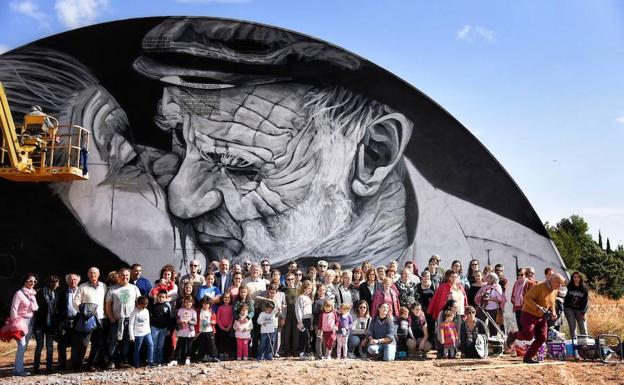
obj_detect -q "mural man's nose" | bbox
[167,154,224,220]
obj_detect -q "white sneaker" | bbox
[347,353,356,359]
[167,361,178,367]
[299,352,306,359]
[184,358,191,365]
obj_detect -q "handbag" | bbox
[495,308,504,325]
[474,333,488,358]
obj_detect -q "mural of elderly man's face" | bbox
[157,82,411,263]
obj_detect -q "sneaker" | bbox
[167,361,178,367]
[347,353,356,359]
[243,357,248,361]
[147,363,158,368]
[522,357,539,364]
[14,371,31,377]
[237,358,241,361]
[211,357,220,363]
[106,362,115,370]
[184,358,191,366]
[273,353,281,358]
[506,333,516,349]
[299,352,306,359]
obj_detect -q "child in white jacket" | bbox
[128,296,154,367]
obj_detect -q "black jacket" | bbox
[150,301,173,329]
[358,281,381,308]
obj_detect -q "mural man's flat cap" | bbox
[133,17,362,89]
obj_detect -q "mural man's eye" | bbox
[199,150,260,177]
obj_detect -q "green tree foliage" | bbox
[546,215,624,299]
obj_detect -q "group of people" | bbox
[7,255,589,376]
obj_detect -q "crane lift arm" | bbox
[0,82,31,172]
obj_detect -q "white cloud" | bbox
[10,1,48,24]
[456,24,496,43]
[0,45,10,55]
[615,116,624,124]
[54,0,108,29]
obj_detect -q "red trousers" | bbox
[511,311,547,359]
[236,338,249,359]
[322,331,336,351]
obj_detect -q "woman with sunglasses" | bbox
[347,300,371,358]
[511,268,527,332]
[358,268,380,309]
[460,306,489,358]
[11,273,39,376]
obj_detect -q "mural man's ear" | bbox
[351,112,413,197]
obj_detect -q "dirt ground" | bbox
[1,342,623,385]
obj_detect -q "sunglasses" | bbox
[190,264,198,267]
[287,278,295,281]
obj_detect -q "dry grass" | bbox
[586,291,624,338]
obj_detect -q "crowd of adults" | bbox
[6,255,588,376]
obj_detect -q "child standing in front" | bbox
[173,296,197,365]
[396,307,413,359]
[256,302,277,360]
[233,304,253,360]
[149,290,172,366]
[197,297,220,363]
[129,295,154,368]
[438,309,458,359]
[216,291,234,360]
[317,300,338,359]
[336,303,354,359]
[295,280,314,359]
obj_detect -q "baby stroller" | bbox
[574,334,623,363]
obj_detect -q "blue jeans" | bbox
[14,318,33,374]
[258,332,276,360]
[150,327,167,364]
[133,334,154,367]
[108,319,130,364]
[348,334,367,356]
[367,342,396,361]
[33,327,54,371]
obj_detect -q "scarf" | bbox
[22,287,39,313]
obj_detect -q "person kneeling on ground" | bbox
[367,303,397,361]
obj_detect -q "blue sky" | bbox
[1,0,623,246]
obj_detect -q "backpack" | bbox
[75,303,100,333]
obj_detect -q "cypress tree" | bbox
[598,231,603,249]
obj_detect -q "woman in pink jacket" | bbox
[11,273,39,376]
[371,278,400,318]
